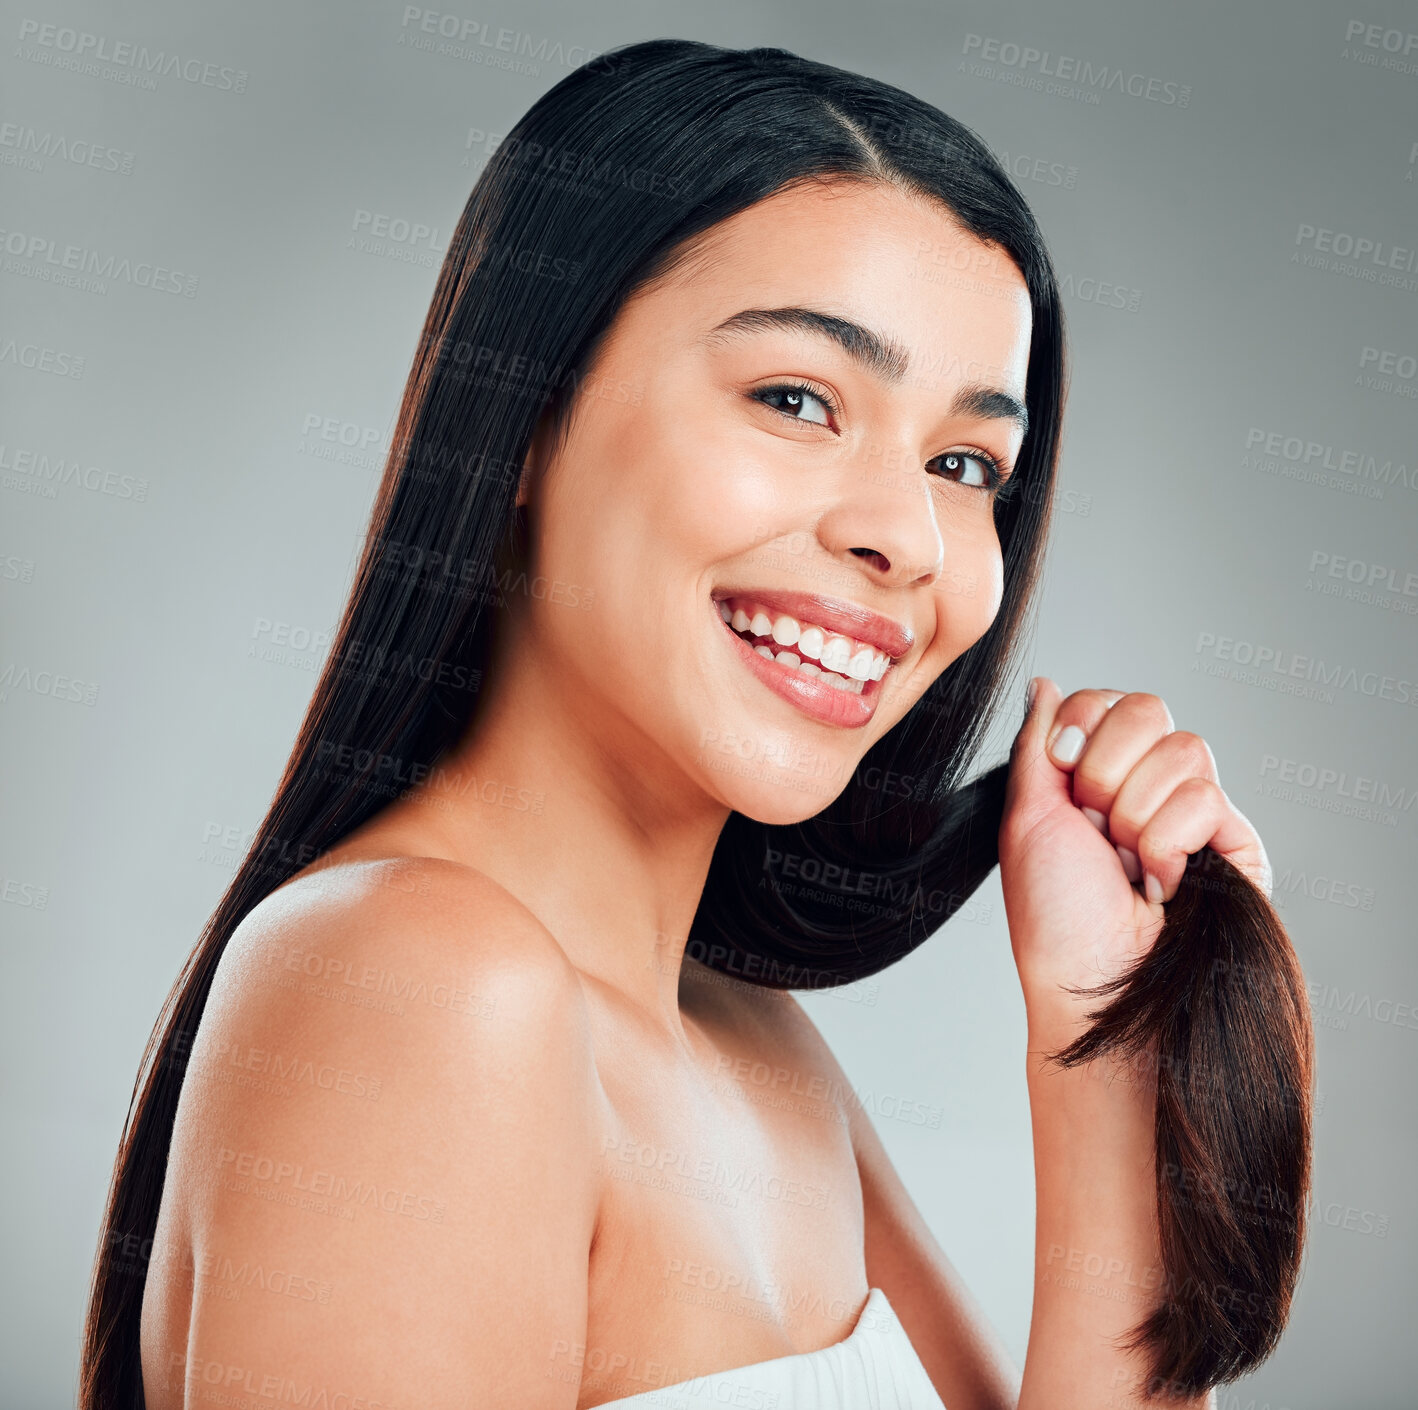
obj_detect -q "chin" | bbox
[695,748,856,828]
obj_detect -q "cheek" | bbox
[533,401,779,660]
[542,404,696,579]
[667,414,785,563]
[935,519,1004,654]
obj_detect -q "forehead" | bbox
[646,179,1032,395]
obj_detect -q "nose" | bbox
[814,454,946,589]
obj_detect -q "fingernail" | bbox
[1081,806,1107,835]
[1049,724,1085,765]
[1116,846,1141,883]
[1144,872,1165,905]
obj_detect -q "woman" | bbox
[83,38,1311,1410]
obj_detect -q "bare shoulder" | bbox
[183,851,608,1218]
[226,852,588,1015]
[147,856,604,1409]
[189,854,605,1125]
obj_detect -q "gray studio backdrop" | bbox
[3,0,1416,1405]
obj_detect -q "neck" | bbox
[393,617,732,1042]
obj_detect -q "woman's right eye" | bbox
[750,382,836,428]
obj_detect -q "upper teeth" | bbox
[716,597,892,684]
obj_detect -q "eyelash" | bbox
[749,380,1016,496]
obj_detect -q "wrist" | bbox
[1024,1028,1158,1135]
[1021,984,1107,1055]
[1023,991,1157,1097]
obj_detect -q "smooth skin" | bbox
[140,177,1267,1410]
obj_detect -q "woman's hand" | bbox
[999,675,1271,1045]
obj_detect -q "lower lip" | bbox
[714,602,886,729]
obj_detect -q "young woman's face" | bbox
[515,177,1033,824]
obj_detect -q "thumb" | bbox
[1003,675,1073,830]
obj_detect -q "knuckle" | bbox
[1136,826,1183,873]
[1108,805,1145,848]
[1063,687,1120,720]
[1122,691,1173,731]
[1070,755,1112,798]
[1172,772,1220,807]
[1168,731,1216,776]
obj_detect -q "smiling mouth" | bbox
[709,592,907,737]
[714,595,894,696]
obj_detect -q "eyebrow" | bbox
[700,305,1029,437]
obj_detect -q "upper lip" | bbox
[711,587,915,662]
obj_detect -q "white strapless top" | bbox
[591,1286,947,1408]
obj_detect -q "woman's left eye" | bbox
[751,383,836,427]
[930,451,1007,492]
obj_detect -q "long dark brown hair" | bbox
[81,37,1312,1405]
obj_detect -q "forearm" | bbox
[1016,1015,1214,1410]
